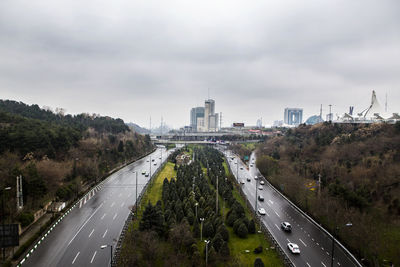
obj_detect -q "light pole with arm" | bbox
[205,240,210,267]
[331,222,352,267]
[200,218,204,241]
[1,186,11,262]
[101,244,113,267]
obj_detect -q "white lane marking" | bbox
[88,229,94,238]
[269,200,273,204]
[265,211,270,217]
[110,202,115,207]
[306,263,311,267]
[101,213,106,220]
[316,242,319,246]
[90,251,97,264]
[121,202,125,207]
[321,262,327,267]
[274,211,280,218]
[267,203,271,207]
[287,238,291,243]
[72,251,80,264]
[102,229,108,238]
[321,247,324,251]
[299,238,307,247]
[275,224,280,230]
[326,252,329,255]
[337,262,341,266]
[113,213,117,220]
[68,203,104,246]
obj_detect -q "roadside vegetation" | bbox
[256,122,400,266]
[118,146,282,267]
[0,100,154,229]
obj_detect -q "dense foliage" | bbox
[0,99,154,227]
[257,122,400,266]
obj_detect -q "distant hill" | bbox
[126,122,150,134]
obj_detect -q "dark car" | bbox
[258,195,264,201]
[281,222,292,232]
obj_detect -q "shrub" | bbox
[254,257,265,267]
[237,223,248,238]
[254,245,263,254]
[248,219,256,234]
[18,212,34,227]
[217,225,229,241]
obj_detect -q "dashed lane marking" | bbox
[299,238,307,247]
[88,229,94,238]
[90,251,97,264]
[102,229,108,238]
[72,251,80,264]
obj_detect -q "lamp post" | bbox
[1,186,11,262]
[195,203,198,221]
[204,240,210,267]
[331,222,352,267]
[101,244,113,267]
[200,218,204,241]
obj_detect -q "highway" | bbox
[20,146,173,267]
[223,149,359,267]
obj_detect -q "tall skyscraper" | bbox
[190,107,205,129]
[284,108,303,125]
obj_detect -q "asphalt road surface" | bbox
[21,146,173,267]
[223,149,359,267]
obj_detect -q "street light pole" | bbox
[101,244,113,267]
[1,187,11,262]
[195,203,198,221]
[205,240,210,267]
[200,218,204,241]
[331,222,352,267]
[255,177,258,215]
[216,175,218,215]
[135,171,138,216]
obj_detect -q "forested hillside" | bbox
[0,100,154,228]
[256,122,400,266]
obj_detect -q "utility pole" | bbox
[329,104,332,122]
[135,172,138,215]
[255,178,258,215]
[216,175,219,214]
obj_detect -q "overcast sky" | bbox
[1,0,399,128]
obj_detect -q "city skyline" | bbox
[1,0,399,128]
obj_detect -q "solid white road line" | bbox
[72,251,80,264]
[113,213,117,220]
[90,251,97,264]
[68,203,104,246]
[88,229,94,238]
[299,238,307,247]
[102,229,108,238]
[101,213,106,220]
[306,262,311,267]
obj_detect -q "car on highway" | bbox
[145,173,149,177]
[153,162,157,166]
[250,164,253,167]
[258,208,266,215]
[260,180,265,185]
[281,222,292,232]
[258,195,264,201]
[258,185,263,190]
[254,175,258,179]
[247,177,251,182]
[240,167,243,170]
[287,243,300,254]
[240,179,245,184]
[141,170,146,175]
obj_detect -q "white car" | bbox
[240,179,245,184]
[258,185,263,190]
[260,180,265,185]
[287,243,300,254]
[141,170,146,175]
[153,162,157,166]
[258,208,266,215]
[254,176,258,180]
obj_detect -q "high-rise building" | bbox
[190,107,205,129]
[284,108,303,125]
[190,99,219,132]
